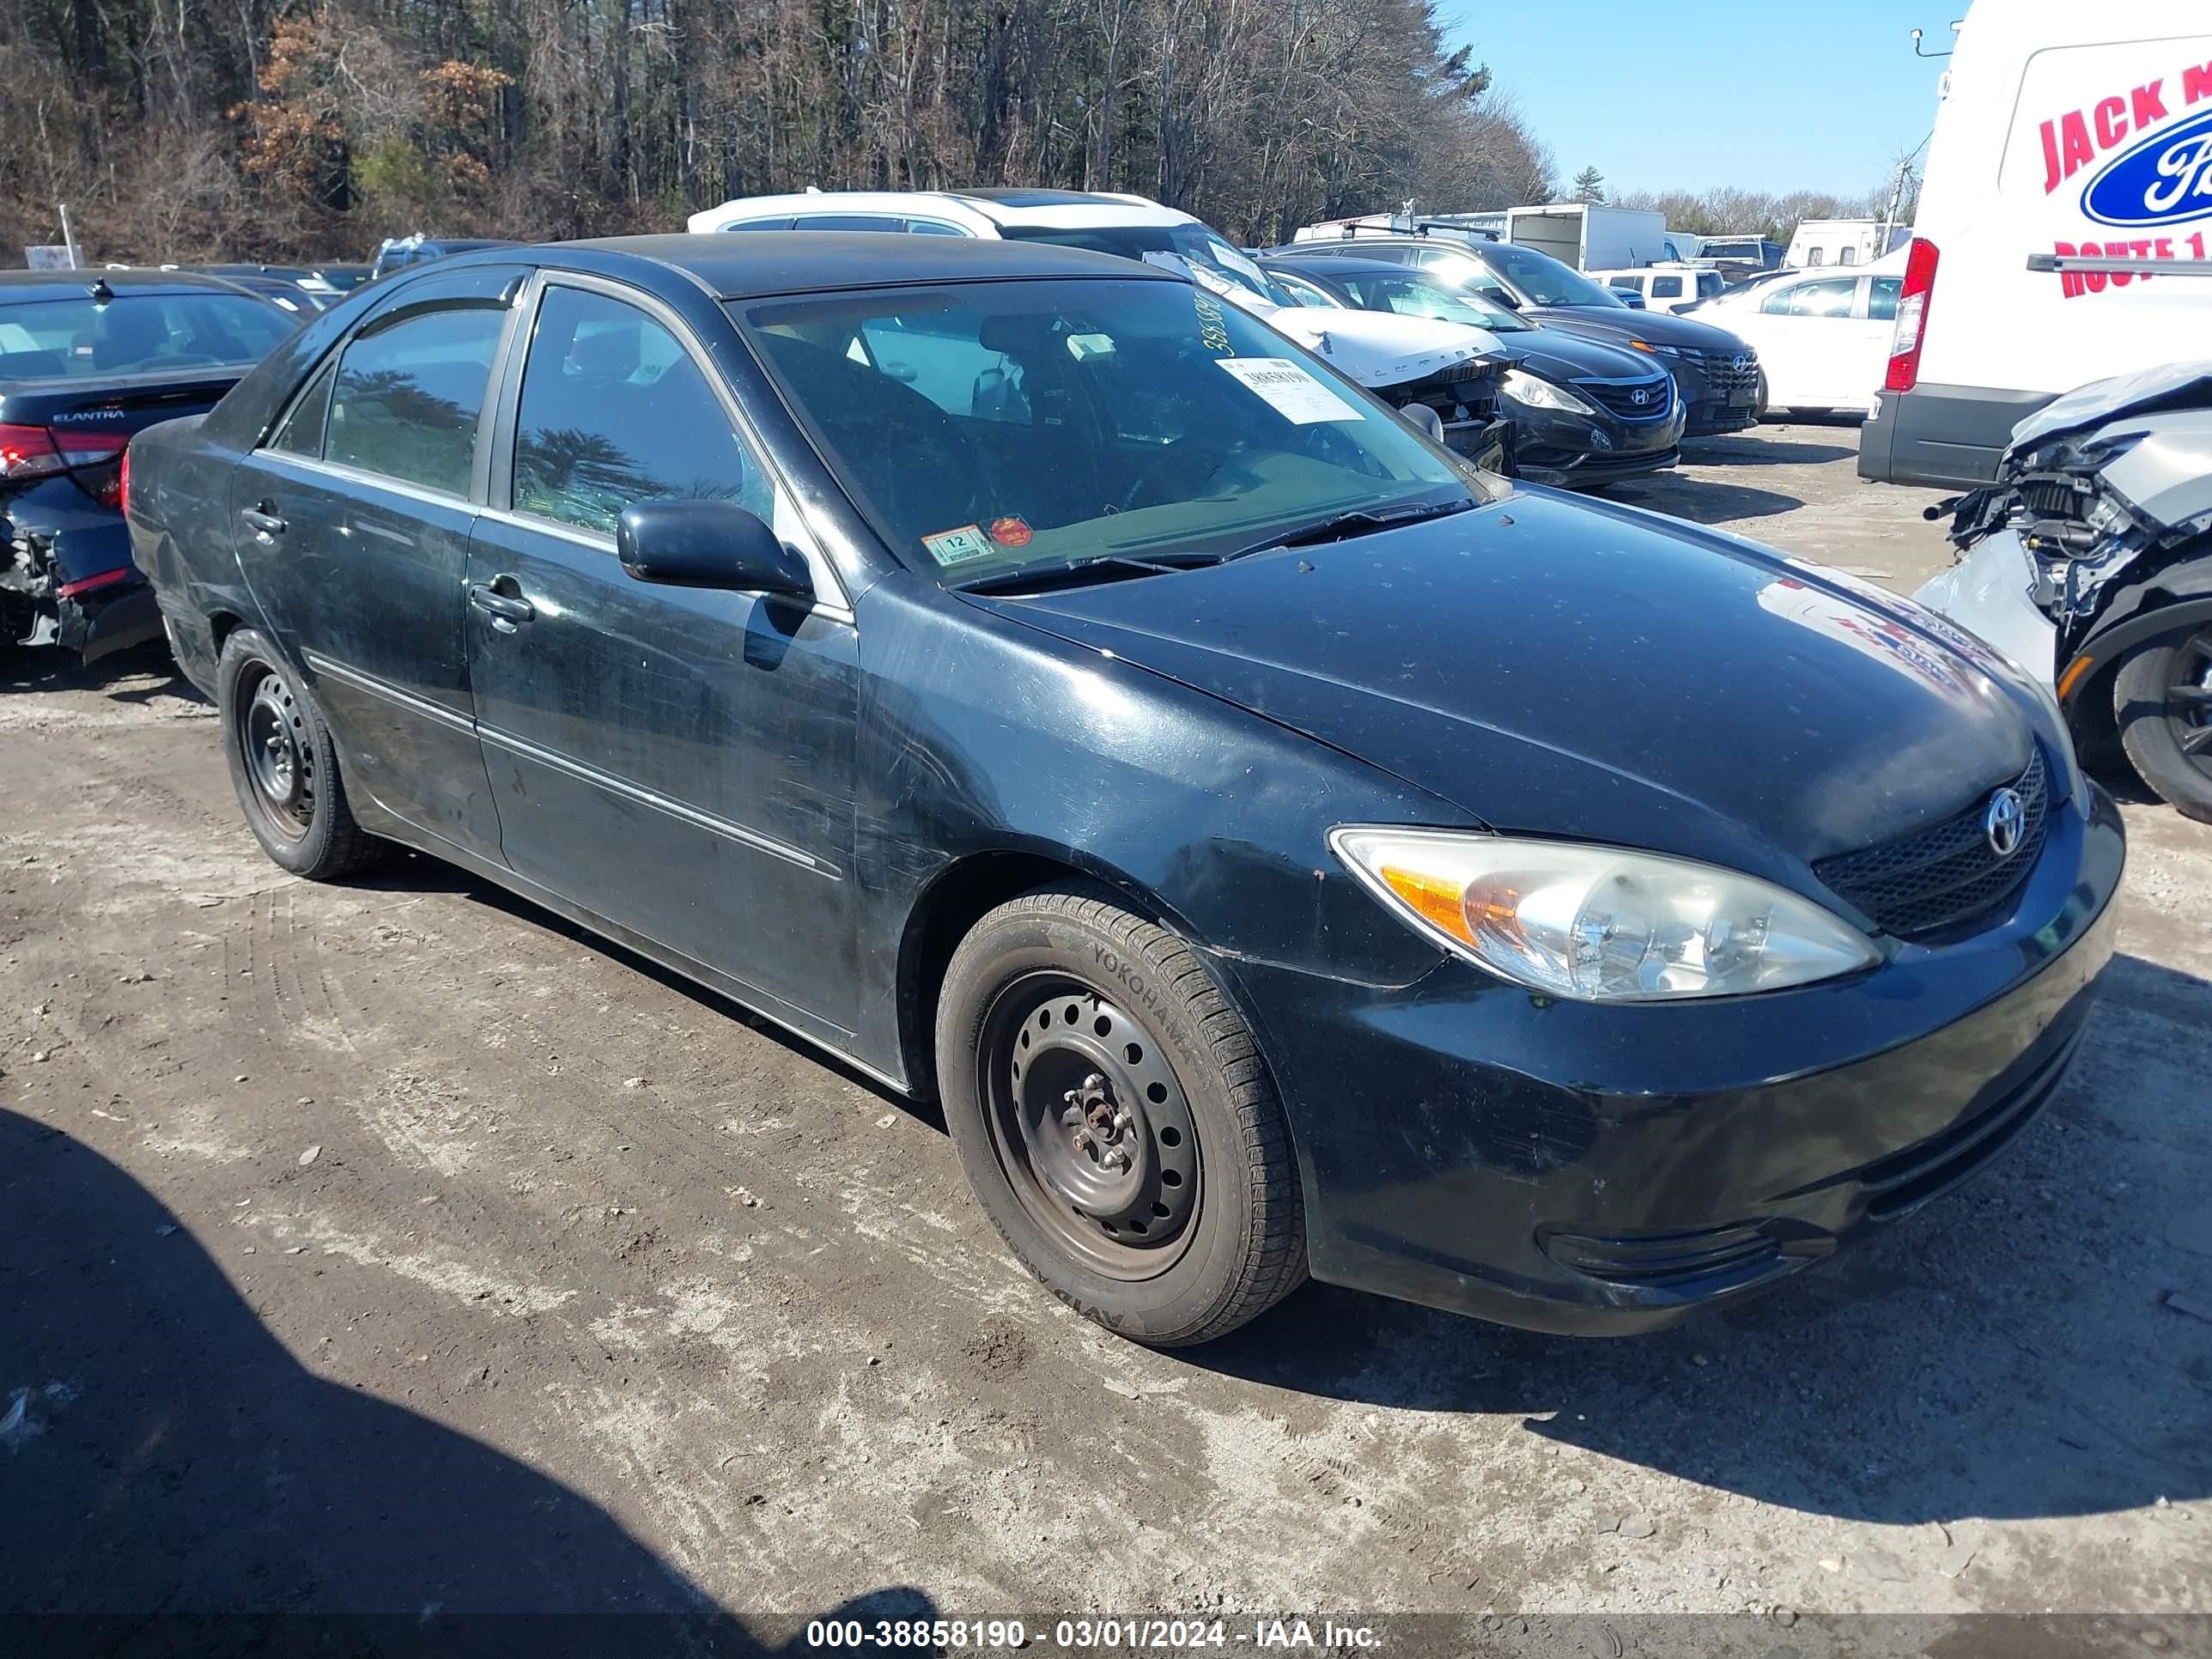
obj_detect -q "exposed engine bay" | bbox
[1932,365,2212,662]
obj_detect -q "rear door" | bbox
[228,264,525,865]
[464,274,860,1030]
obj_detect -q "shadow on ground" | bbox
[0,1109,934,1649]
[1601,474,1806,522]
[1680,431,1860,467]
[0,639,193,701]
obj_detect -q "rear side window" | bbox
[1651,275,1684,299]
[326,305,506,495]
[511,285,772,535]
[904,220,966,236]
[797,214,907,232]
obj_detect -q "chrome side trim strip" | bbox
[303,652,477,735]
[477,722,839,880]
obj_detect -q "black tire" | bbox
[216,628,386,878]
[1753,369,1771,424]
[2115,629,2212,823]
[935,884,1306,1346]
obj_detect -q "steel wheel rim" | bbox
[240,666,314,837]
[978,971,1201,1282]
[2166,629,2212,772]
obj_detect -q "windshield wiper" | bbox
[1221,498,1477,563]
[949,552,1217,597]
[950,498,1476,596]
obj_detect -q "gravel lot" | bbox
[3,425,2208,1644]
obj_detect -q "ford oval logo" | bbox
[2081,107,2212,228]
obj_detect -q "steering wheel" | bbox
[879,402,1002,530]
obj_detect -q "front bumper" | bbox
[1510,401,1683,488]
[1228,783,2124,1335]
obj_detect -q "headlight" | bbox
[1629,341,1683,359]
[1329,828,1881,1002]
[1501,369,1597,416]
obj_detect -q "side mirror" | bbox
[1486,288,1522,311]
[616,499,811,597]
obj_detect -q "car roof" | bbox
[544,230,1181,299]
[0,268,283,302]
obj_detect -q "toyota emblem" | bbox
[1984,787,2027,859]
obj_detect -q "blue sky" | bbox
[1436,0,1953,198]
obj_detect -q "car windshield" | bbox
[1453,245,1626,308]
[0,292,295,379]
[1325,270,1531,333]
[998,223,1281,305]
[738,277,1479,586]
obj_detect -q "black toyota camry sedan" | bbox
[127,235,2121,1346]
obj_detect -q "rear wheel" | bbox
[935,884,1306,1346]
[2114,627,2212,823]
[217,628,386,878]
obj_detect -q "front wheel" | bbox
[2114,627,2212,823]
[935,884,1306,1346]
[217,628,386,878]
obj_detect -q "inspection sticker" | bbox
[1215,356,1364,424]
[921,524,995,566]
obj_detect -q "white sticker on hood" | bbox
[1215,356,1364,424]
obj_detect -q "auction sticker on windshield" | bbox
[1216,357,1364,424]
[922,524,996,565]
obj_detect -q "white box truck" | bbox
[1503,205,1677,270]
[1860,0,2212,488]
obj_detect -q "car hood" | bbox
[1526,303,1755,356]
[1492,326,1657,385]
[969,489,2037,886]
[2007,360,2212,452]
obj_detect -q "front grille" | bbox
[1814,748,2051,939]
[1685,348,1759,400]
[1576,375,1674,421]
[1386,362,1505,424]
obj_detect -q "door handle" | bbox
[240,506,286,537]
[467,581,537,633]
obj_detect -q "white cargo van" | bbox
[1861,0,2212,488]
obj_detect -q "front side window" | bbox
[1459,245,1625,307]
[1698,272,1725,300]
[326,304,507,495]
[512,285,771,535]
[739,277,1478,587]
[1651,275,1685,300]
[1868,276,1902,322]
[1771,276,1859,319]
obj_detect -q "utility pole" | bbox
[57,203,82,269]
[1877,159,1914,256]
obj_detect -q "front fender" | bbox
[2060,552,2212,708]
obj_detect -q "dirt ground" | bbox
[3,424,2209,1645]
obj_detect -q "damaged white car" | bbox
[1917,362,2212,821]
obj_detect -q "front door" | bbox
[463,276,860,1032]
[229,266,524,865]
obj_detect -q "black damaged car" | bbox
[127,235,2120,1346]
[2,270,299,664]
